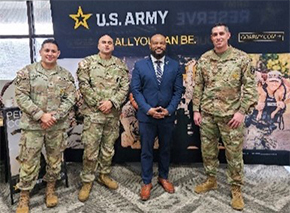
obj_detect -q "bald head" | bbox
[150,34,166,43]
[98,34,114,59]
[98,34,113,44]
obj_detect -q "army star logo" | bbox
[69,6,92,30]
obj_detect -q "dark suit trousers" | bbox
[139,121,174,184]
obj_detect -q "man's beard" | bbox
[151,49,165,59]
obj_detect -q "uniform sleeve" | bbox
[76,59,100,107]
[109,62,130,110]
[54,72,77,121]
[192,59,204,112]
[238,57,258,114]
[14,67,44,121]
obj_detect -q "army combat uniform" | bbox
[77,54,129,183]
[15,62,76,190]
[192,46,257,186]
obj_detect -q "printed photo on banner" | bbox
[244,53,290,151]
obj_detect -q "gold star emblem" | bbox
[69,6,92,30]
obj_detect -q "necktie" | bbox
[155,60,162,85]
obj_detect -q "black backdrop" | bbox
[50,0,290,165]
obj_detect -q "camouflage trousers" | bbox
[80,116,119,183]
[16,129,67,191]
[200,112,244,186]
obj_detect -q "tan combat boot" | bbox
[97,174,118,190]
[16,190,30,213]
[194,176,218,194]
[78,182,93,202]
[45,181,58,208]
[231,185,244,210]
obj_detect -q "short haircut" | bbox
[150,33,166,44]
[98,34,114,43]
[41,39,59,50]
[212,23,230,33]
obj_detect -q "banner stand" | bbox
[3,107,69,204]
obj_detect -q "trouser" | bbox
[200,112,244,186]
[16,129,66,191]
[80,116,119,182]
[139,121,174,184]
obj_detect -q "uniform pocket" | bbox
[16,133,27,163]
[83,116,91,130]
[61,132,68,151]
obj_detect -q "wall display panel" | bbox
[50,0,290,165]
[2,107,68,204]
[51,0,290,58]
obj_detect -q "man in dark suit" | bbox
[131,34,183,201]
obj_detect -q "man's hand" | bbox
[159,107,169,117]
[98,100,113,114]
[228,112,245,129]
[40,112,56,129]
[194,111,202,126]
[41,122,51,130]
[147,107,164,119]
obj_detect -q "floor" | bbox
[0,162,289,213]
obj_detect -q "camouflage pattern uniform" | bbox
[192,46,257,186]
[77,54,129,182]
[15,62,76,191]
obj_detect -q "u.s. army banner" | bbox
[50,0,290,165]
[51,0,289,58]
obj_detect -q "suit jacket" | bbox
[131,56,183,123]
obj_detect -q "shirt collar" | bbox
[97,53,115,66]
[210,46,233,61]
[37,61,59,75]
[150,55,165,64]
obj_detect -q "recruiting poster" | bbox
[244,54,290,151]
[3,107,22,177]
[50,0,290,164]
[3,107,68,204]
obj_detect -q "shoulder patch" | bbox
[78,60,87,68]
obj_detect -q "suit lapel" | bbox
[163,57,170,76]
[160,57,170,86]
[146,57,159,86]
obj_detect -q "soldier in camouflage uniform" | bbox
[77,35,129,202]
[192,23,257,211]
[15,39,76,213]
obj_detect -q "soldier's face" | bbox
[98,35,114,55]
[39,43,60,66]
[150,34,166,59]
[211,26,231,51]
